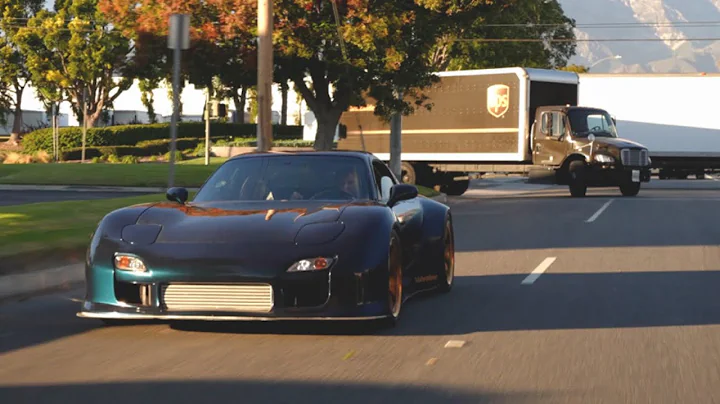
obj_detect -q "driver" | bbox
[289,166,360,200]
[337,167,360,198]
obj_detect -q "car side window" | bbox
[372,160,395,202]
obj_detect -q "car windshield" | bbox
[193,155,373,202]
[568,109,618,138]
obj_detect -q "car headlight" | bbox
[287,257,335,272]
[594,154,615,163]
[114,254,147,272]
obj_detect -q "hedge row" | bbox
[60,137,204,161]
[59,138,315,160]
[23,122,304,154]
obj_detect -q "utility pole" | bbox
[167,14,190,188]
[51,103,58,162]
[204,90,210,165]
[81,87,88,163]
[389,90,403,180]
[256,0,273,151]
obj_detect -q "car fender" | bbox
[335,204,397,271]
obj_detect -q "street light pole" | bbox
[591,55,622,68]
[256,0,273,152]
[167,14,190,189]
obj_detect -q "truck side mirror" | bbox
[612,117,617,126]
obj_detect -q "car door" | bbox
[372,160,425,269]
[533,110,569,167]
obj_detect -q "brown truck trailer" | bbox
[337,67,652,197]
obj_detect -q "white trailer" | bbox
[578,73,720,178]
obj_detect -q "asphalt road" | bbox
[0,190,156,206]
[2,181,720,403]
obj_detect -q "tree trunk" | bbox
[8,87,24,145]
[232,87,247,124]
[314,110,341,151]
[85,109,102,128]
[280,81,289,126]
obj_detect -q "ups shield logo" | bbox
[487,84,510,118]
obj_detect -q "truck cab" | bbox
[532,106,652,197]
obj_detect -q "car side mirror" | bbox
[612,117,617,126]
[387,184,418,207]
[166,187,189,204]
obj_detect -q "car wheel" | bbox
[437,217,454,293]
[384,230,403,327]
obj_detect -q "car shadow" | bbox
[168,271,720,337]
[0,379,567,404]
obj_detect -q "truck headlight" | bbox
[594,154,615,163]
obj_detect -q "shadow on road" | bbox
[167,271,720,337]
[0,379,562,404]
[4,270,720,351]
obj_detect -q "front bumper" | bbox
[77,303,388,322]
[78,261,392,322]
[586,165,651,186]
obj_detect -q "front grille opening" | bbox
[621,149,649,167]
[282,277,330,308]
[115,281,152,306]
[161,284,274,312]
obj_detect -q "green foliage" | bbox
[435,0,577,71]
[120,155,138,164]
[106,154,120,163]
[163,150,184,162]
[0,0,44,132]
[22,122,304,154]
[559,64,590,73]
[13,0,135,128]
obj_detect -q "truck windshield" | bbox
[567,109,618,138]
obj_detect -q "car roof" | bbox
[227,149,378,163]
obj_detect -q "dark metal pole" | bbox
[168,39,181,188]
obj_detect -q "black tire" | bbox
[441,178,470,196]
[401,162,416,184]
[382,230,403,327]
[619,181,641,197]
[437,217,455,294]
[568,160,587,197]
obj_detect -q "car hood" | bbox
[575,137,647,150]
[132,200,369,245]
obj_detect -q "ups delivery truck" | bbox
[337,67,652,197]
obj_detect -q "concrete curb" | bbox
[0,264,84,302]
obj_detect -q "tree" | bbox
[14,0,135,128]
[560,64,590,73]
[432,0,577,71]
[99,0,257,124]
[0,0,43,144]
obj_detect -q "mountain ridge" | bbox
[559,0,720,73]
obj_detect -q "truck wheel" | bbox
[568,160,587,197]
[619,182,641,197]
[442,179,470,196]
[401,162,416,184]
